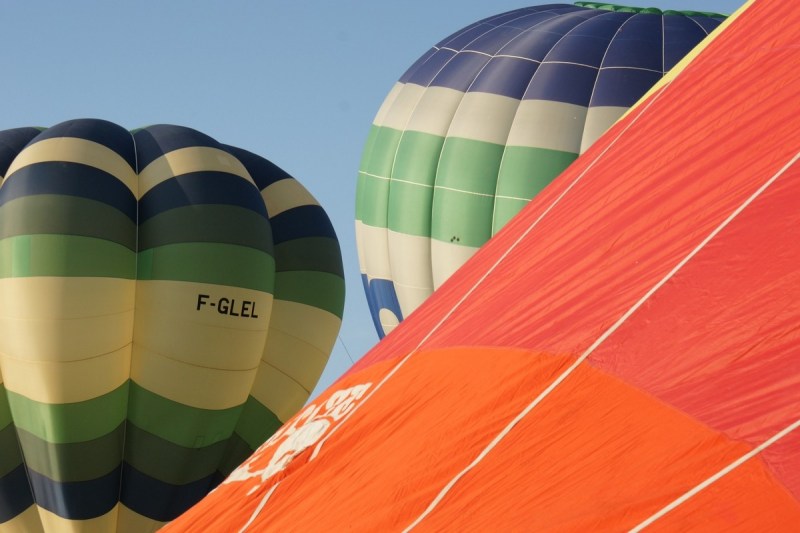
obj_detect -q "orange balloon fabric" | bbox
[165,0,800,530]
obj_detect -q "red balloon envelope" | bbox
[165,1,800,530]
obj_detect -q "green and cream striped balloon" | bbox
[0,119,344,533]
[356,3,725,338]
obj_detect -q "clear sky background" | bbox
[0,0,745,400]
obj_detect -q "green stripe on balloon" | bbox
[127,381,241,449]
[0,236,135,278]
[136,243,274,292]
[15,425,123,482]
[124,423,229,485]
[5,382,128,443]
[0,195,136,250]
[0,423,22,478]
[273,237,344,276]
[139,205,273,253]
[232,396,283,451]
[274,271,346,318]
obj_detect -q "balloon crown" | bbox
[574,2,727,18]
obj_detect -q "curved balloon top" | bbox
[355,3,725,337]
[0,119,344,532]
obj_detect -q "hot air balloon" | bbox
[0,119,344,532]
[164,0,800,530]
[356,3,726,337]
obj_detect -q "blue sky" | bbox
[0,0,745,399]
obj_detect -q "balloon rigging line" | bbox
[631,416,800,531]
[338,334,355,365]
[405,147,800,531]
[628,150,800,530]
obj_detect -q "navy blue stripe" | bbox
[224,145,293,191]
[120,463,219,522]
[133,124,222,170]
[495,11,603,62]
[30,119,136,170]
[602,15,663,71]
[546,13,633,66]
[398,47,439,84]
[405,48,457,87]
[469,56,538,99]
[437,22,495,52]
[688,15,725,33]
[663,16,718,71]
[270,205,337,245]
[430,52,490,92]
[27,465,119,520]
[138,172,268,224]
[0,128,40,176]
[590,68,662,107]
[0,464,34,523]
[524,62,599,106]
[463,25,526,56]
[0,162,137,222]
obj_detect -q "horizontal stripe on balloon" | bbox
[4,382,128,444]
[230,396,283,451]
[224,145,292,190]
[29,119,136,171]
[136,243,274,292]
[274,271,345,317]
[127,381,242,449]
[261,179,321,218]
[273,237,344,276]
[133,125,222,170]
[216,432,253,479]
[0,385,11,430]
[0,422,21,478]
[138,204,273,253]
[120,462,220,522]
[0,162,136,221]
[0,235,135,279]
[28,463,120,520]
[124,423,229,486]
[0,127,42,176]
[269,205,338,244]
[16,424,123,483]
[0,195,137,250]
[0,463,34,523]
[138,172,267,223]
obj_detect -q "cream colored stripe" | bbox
[388,230,434,319]
[0,505,43,533]
[131,345,257,410]
[506,99,588,153]
[263,300,340,390]
[579,106,628,154]
[38,504,117,533]
[0,346,130,404]
[133,280,272,370]
[4,137,137,196]
[249,361,312,423]
[430,239,479,290]
[261,178,320,218]
[379,83,426,131]
[116,505,166,533]
[361,223,392,280]
[405,86,465,137]
[137,146,255,198]
[447,92,519,145]
[373,82,404,127]
[0,278,135,363]
[355,220,368,275]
